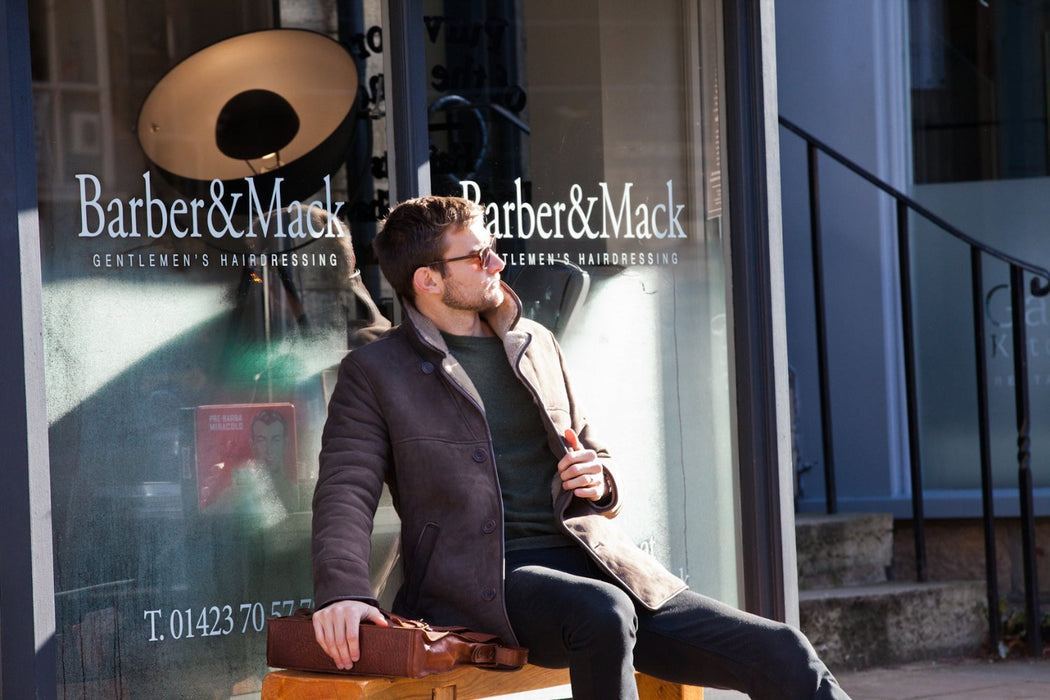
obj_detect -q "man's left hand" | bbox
[557,446,607,501]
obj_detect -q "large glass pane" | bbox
[33,1,390,695]
[419,0,737,600]
[32,0,734,695]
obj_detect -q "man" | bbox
[311,196,850,699]
[248,408,298,513]
[250,408,288,473]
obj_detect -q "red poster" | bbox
[187,403,298,512]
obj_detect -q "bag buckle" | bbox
[470,644,497,665]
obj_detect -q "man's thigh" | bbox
[503,547,637,668]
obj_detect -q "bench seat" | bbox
[262,665,704,699]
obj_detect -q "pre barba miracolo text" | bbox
[75,174,688,241]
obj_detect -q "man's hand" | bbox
[558,430,607,501]
[311,600,388,670]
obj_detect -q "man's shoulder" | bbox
[344,324,412,365]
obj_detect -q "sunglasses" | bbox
[423,239,497,269]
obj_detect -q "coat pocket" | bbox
[404,521,440,610]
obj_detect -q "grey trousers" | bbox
[504,547,851,700]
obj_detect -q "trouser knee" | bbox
[567,588,638,654]
[760,625,831,697]
[774,625,822,666]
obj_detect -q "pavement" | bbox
[704,656,1050,700]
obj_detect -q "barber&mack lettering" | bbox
[74,173,687,243]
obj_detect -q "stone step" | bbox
[799,580,987,671]
[795,513,893,589]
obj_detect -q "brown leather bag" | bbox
[266,609,529,678]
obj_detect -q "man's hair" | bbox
[252,409,287,433]
[373,196,484,300]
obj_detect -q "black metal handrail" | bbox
[780,115,1049,655]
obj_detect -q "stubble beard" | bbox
[441,278,504,312]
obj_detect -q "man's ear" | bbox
[412,266,443,297]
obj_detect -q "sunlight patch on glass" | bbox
[42,279,228,424]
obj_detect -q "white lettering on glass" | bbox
[142,597,312,642]
[460,178,688,240]
[76,173,348,240]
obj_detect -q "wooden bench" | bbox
[262,665,704,699]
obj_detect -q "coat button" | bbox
[481,587,497,601]
[482,519,496,534]
[472,448,487,462]
[421,361,435,374]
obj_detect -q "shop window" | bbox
[30,0,733,695]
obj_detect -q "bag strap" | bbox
[387,611,529,669]
[408,619,529,669]
[468,641,529,668]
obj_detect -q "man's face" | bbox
[251,419,287,470]
[438,219,505,312]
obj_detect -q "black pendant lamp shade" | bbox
[137,29,358,213]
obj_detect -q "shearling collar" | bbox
[400,281,524,355]
[398,282,528,412]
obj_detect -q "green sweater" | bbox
[442,333,573,551]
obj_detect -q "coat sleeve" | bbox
[311,350,391,610]
[549,330,622,519]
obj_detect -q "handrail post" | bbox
[807,142,838,514]
[896,200,927,582]
[971,248,1000,646]
[1010,265,1042,656]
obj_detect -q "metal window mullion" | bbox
[383,0,431,203]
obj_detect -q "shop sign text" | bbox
[461,178,687,241]
[75,172,348,240]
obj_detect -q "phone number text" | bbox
[143,598,313,642]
